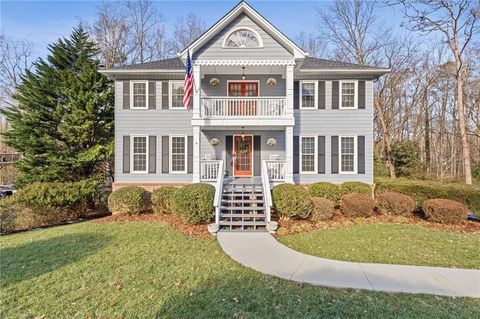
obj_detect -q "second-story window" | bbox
[300,81,317,109]
[340,81,357,109]
[169,81,184,108]
[131,81,148,109]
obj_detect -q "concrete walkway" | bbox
[217,232,480,297]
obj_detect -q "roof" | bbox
[300,57,388,71]
[107,57,184,71]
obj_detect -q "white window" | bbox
[170,135,187,173]
[131,135,148,173]
[340,135,357,174]
[300,136,317,173]
[169,81,184,109]
[130,81,148,109]
[223,28,263,48]
[300,81,317,109]
[340,81,357,109]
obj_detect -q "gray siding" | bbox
[114,80,193,183]
[201,75,285,96]
[194,13,293,60]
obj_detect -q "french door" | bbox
[233,135,253,176]
[228,82,259,116]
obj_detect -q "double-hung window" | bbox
[170,135,187,173]
[300,81,317,109]
[131,135,148,173]
[169,81,184,109]
[340,135,357,173]
[131,81,148,109]
[340,81,357,109]
[300,136,317,173]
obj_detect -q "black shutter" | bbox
[293,136,299,174]
[226,136,233,176]
[318,136,326,174]
[254,135,261,176]
[293,81,299,109]
[187,136,193,174]
[358,135,365,174]
[331,136,339,174]
[162,82,169,109]
[318,81,326,109]
[358,80,366,109]
[332,81,339,109]
[148,136,156,173]
[123,81,130,109]
[162,136,169,173]
[123,136,130,173]
[148,81,156,109]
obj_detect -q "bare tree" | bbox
[294,31,325,57]
[0,34,32,107]
[395,0,479,184]
[170,13,206,53]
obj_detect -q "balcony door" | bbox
[233,135,253,176]
[228,82,258,116]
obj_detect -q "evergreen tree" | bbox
[1,25,114,186]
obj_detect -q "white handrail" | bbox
[265,160,286,181]
[202,96,286,118]
[213,161,224,224]
[261,161,273,222]
[200,160,221,182]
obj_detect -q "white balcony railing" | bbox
[265,160,286,182]
[200,160,222,182]
[201,97,286,118]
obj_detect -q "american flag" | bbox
[183,50,194,109]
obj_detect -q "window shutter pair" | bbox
[331,135,365,174]
[122,81,157,109]
[332,80,366,109]
[294,81,326,109]
[293,135,326,174]
[122,136,156,173]
[161,136,193,174]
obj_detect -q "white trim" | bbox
[222,26,264,48]
[339,80,358,110]
[299,135,317,174]
[169,134,188,174]
[232,134,254,177]
[299,80,318,109]
[130,134,149,174]
[130,80,149,110]
[168,80,185,109]
[226,80,261,96]
[193,59,296,66]
[339,135,358,174]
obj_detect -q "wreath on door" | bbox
[238,140,251,154]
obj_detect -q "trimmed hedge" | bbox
[340,182,372,197]
[272,184,313,220]
[152,187,178,214]
[375,177,480,213]
[310,181,372,205]
[340,193,375,217]
[311,197,335,221]
[108,186,149,215]
[173,183,214,224]
[422,199,467,224]
[376,192,415,216]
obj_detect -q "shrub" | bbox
[340,182,372,197]
[311,197,335,221]
[152,187,178,214]
[173,183,214,224]
[376,192,415,216]
[310,182,341,204]
[272,184,313,220]
[0,197,17,234]
[422,199,467,224]
[340,193,375,217]
[375,177,480,214]
[108,186,149,215]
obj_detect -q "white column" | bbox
[285,64,294,116]
[192,125,201,182]
[285,126,294,183]
[193,64,201,119]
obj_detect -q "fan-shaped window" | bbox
[224,28,262,48]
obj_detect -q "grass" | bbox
[1,221,479,318]
[279,223,480,269]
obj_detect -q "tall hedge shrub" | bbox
[173,183,214,224]
[108,186,149,215]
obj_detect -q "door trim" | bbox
[233,134,254,177]
[227,80,260,96]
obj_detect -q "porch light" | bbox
[241,67,246,80]
[241,126,245,139]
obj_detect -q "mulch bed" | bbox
[94,213,211,238]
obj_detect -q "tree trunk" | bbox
[375,98,396,178]
[423,92,430,172]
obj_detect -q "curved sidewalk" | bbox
[217,232,480,297]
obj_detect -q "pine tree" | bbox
[1,25,114,186]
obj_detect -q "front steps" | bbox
[219,183,267,231]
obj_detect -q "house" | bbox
[100,1,389,231]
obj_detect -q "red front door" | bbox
[228,82,258,116]
[233,135,253,176]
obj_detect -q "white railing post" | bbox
[261,161,272,223]
[213,161,224,224]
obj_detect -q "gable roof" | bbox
[105,58,184,72]
[180,1,308,59]
[299,57,390,74]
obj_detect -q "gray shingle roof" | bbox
[300,57,387,71]
[109,57,184,70]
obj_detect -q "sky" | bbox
[1,0,406,62]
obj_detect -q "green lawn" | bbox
[1,222,479,318]
[280,224,480,269]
